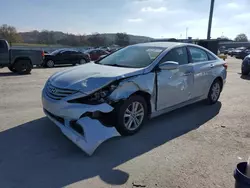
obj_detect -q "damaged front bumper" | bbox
[42,90,121,156]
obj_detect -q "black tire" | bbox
[8,65,17,73]
[74,59,87,66]
[79,59,86,64]
[207,79,222,105]
[241,69,249,76]
[114,95,148,136]
[13,60,32,74]
[46,60,54,68]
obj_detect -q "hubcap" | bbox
[123,101,144,131]
[80,59,86,64]
[47,60,54,67]
[20,63,27,71]
[211,82,220,101]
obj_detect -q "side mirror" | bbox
[158,61,179,70]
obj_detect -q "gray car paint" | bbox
[49,62,144,94]
[42,42,227,155]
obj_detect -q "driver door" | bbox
[0,40,9,66]
[156,47,194,111]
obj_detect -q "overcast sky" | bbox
[0,0,249,39]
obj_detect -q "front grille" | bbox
[45,82,77,100]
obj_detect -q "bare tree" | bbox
[0,24,23,44]
[115,33,130,46]
[235,33,248,42]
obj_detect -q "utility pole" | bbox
[186,27,188,39]
[207,0,215,39]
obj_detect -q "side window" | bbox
[0,41,8,53]
[160,47,188,65]
[207,52,217,60]
[62,51,72,55]
[188,47,208,63]
[71,51,78,55]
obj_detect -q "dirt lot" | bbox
[0,58,249,188]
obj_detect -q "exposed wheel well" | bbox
[131,91,152,116]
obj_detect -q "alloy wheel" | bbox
[123,101,145,131]
[47,60,54,68]
[211,82,221,102]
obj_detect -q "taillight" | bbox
[223,63,228,70]
[42,51,45,57]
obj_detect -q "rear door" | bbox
[0,40,9,66]
[69,51,80,63]
[59,51,72,64]
[187,46,215,98]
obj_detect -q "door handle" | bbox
[210,64,214,68]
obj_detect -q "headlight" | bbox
[68,83,118,104]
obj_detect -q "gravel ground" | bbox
[0,58,249,188]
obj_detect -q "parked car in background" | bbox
[43,49,90,68]
[235,48,250,59]
[228,48,235,56]
[224,48,234,55]
[42,42,227,154]
[85,49,109,61]
[241,54,250,75]
[232,47,246,57]
[0,39,44,74]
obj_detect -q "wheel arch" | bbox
[130,90,152,116]
[214,76,223,90]
[13,57,32,65]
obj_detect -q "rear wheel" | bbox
[207,79,222,105]
[13,60,32,74]
[114,95,147,136]
[46,60,54,68]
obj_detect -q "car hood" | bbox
[49,62,144,94]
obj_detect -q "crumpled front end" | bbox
[42,86,121,156]
[42,72,156,155]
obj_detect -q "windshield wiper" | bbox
[104,64,132,68]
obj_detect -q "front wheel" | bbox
[114,95,147,136]
[207,79,222,105]
[46,60,54,68]
[8,65,17,73]
[74,59,87,66]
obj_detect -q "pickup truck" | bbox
[0,39,44,74]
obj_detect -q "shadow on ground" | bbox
[0,72,30,77]
[0,101,221,188]
[33,64,75,69]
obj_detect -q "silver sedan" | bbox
[42,42,227,155]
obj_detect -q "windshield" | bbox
[50,49,62,55]
[96,46,164,68]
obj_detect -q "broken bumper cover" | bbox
[42,91,121,156]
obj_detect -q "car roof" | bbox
[133,42,184,49]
